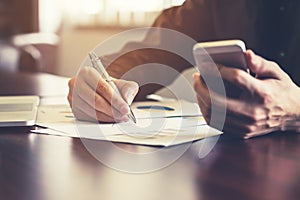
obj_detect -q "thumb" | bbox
[114,79,139,105]
[246,50,282,79]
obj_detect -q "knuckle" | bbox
[268,61,283,74]
[261,91,273,104]
[97,82,109,94]
[231,70,244,84]
[94,95,104,109]
[248,108,263,122]
[94,95,100,104]
[269,61,279,69]
[96,112,113,123]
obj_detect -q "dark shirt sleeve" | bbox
[102,0,213,100]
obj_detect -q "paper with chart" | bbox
[32,100,222,146]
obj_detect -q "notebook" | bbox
[0,96,39,127]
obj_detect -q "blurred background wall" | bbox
[0,0,184,77]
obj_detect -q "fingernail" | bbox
[193,73,199,81]
[121,116,129,122]
[193,74,197,80]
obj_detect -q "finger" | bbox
[194,73,229,130]
[243,116,284,139]
[193,73,210,107]
[68,77,76,92]
[79,67,130,115]
[195,71,274,134]
[196,94,211,121]
[93,78,130,116]
[194,72,228,110]
[194,75,268,122]
[245,50,282,79]
[114,79,139,105]
[224,96,270,122]
[71,93,118,123]
[243,127,279,139]
[68,78,76,107]
[197,63,262,97]
[217,65,262,95]
[194,75,272,136]
[67,91,73,108]
[223,115,268,132]
[74,78,124,120]
[218,115,276,139]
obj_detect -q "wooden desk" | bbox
[0,70,68,97]
[0,71,300,200]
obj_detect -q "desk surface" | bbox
[1,71,300,200]
[0,70,69,97]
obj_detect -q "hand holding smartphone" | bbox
[193,39,249,98]
[193,39,248,70]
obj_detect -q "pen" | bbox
[88,52,137,123]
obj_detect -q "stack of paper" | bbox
[32,100,222,146]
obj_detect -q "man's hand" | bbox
[193,50,300,138]
[68,67,139,122]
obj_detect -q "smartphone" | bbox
[193,39,248,98]
[193,39,248,71]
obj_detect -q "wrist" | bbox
[288,85,300,117]
[296,86,300,117]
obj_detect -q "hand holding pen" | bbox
[67,52,139,123]
[89,52,137,123]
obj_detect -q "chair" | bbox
[0,42,19,72]
[0,33,59,73]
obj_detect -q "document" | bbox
[32,100,222,146]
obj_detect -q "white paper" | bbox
[33,101,222,146]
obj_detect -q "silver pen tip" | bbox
[129,109,137,124]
